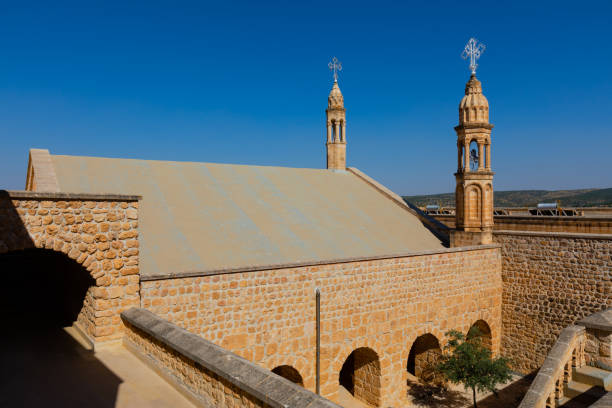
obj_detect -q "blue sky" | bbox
[0,1,610,194]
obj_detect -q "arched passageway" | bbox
[0,248,94,329]
[467,319,493,351]
[407,333,442,382]
[271,365,304,386]
[339,347,381,407]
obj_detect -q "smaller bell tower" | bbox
[451,38,494,247]
[326,57,346,170]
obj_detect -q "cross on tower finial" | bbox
[328,57,342,82]
[462,38,485,75]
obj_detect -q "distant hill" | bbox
[403,188,612,208]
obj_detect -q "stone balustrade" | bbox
[518,325,586,408]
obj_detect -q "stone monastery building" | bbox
[1,70,610,408]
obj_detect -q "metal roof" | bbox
[51,155,443,277]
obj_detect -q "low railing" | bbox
[518,325,586,408]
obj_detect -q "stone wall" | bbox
[0,191,140,344]
[140,246,502,407]
[495,231,612,373]
[121,308,340,408]
[433,214,612,234]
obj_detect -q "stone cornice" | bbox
[2,190,141,201]
[494,230,612,240]
[141,244,500,281]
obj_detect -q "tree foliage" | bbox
[436,327,512,408]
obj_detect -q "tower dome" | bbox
[328,81,344,109]
[459,74,489,124]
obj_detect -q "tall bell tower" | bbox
[326,57,346,170]
[451,39,494,247]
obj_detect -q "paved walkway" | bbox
[0,327,195,408]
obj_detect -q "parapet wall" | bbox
[433,213,612,234]
[121,308,340,408]
[495,230,612,373]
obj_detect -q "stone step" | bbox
[573,366,612,391]
[564,381,603,399]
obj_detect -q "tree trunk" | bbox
[472,387,477,408]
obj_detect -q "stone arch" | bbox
[407,333,442,382]
[467,319,493,351]
[271,365,304,386]
[0,194,140,343]
[338,347,381,407]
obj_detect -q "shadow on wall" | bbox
[0,190,36,254]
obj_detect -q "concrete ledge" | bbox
[141,244,500,281]
[579,308,612,332]
[2,190,141,201]
[494,230,612,240]
[121,308,340,408]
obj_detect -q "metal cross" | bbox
[328,57,342,82]
[462,38,485,75]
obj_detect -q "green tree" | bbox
[436,328,512,408]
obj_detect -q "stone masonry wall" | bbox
[495,231,612,373]
[0,191,140,344]
[140,246,502,407]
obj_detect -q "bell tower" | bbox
[326,57,346,170]
[451,39,494,247]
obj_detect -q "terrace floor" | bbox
[0,326,195,408]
